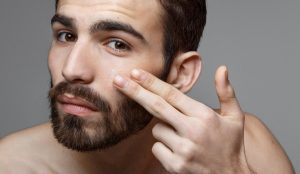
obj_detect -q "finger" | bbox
[113,74,185,130]
[215,66,242,116]
[152,142,177,172]
[152,123,183,152]
[130,69,209,116]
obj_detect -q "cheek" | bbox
[134,55,164,77]
[90,58,149,107]
[48,47,67,85]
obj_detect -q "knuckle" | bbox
[150,96,166,114]
[163,86,179,102]
[153,96,164,107]
[178,141,196,161]
[130,82,141,96]
[164,163,177,174]
[186,130,202,143]
[171,160,188,174]
[144,73,155,87]
[220,86,236,103]
[201,112,216,124]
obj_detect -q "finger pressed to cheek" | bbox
[113,75,129,88]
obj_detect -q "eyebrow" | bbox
[51,14,75,29]
[90,20,146,44]
[51,14,147,44]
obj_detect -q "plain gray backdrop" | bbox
[0,0,299,171]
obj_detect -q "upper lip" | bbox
[57,95,98,111]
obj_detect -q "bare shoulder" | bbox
[0,123,53,154]
[244,113,295,174]
[0,123,62,173]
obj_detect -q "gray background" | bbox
[0,0,299,171]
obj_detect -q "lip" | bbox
[57,95,99,112]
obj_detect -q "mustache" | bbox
[48,81,112,113]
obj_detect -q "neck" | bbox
[75,118,161,173]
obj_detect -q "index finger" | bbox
[130,69,209,115]
[113,74,186,130]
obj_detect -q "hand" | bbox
[113,66,253,174]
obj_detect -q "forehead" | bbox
[57,0,161,12]
[56,0,163,29]
[56,0,164,51]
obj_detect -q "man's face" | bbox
[48,0,165,151]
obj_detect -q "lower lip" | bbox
[60,103,95,117]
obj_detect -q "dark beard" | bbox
[48,81,152,152]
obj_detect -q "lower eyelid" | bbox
[104,45,130,57]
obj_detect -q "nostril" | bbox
[62,68,94,84]
[70,78,88,84]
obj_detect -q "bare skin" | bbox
[0,0,295,173]
[0,111,295,173]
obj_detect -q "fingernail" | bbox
[131,69,145,81]
[114,75,128,88]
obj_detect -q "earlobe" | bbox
[167,51,202,93]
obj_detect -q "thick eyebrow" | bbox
[90,20,147,44]
[51,14,75,29]
[50,15,147,44]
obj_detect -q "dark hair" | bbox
[55,0,206,79]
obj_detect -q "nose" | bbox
[62,42,95,84]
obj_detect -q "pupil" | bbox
[116,41,125,49]
[66,34,73,41]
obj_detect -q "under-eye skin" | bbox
[55,31,77,43]
[105,38,132,56]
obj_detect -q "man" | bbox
[0,0,295,173]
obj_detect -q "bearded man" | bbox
[0,0,295,173]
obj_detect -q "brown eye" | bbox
[57,32,77,42]
[107,39,130,52]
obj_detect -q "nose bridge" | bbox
[62,39,94,83]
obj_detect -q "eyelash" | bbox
[105,39,132,53]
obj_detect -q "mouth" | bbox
[57,93,99,117]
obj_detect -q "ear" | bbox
[166,51,202,93]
